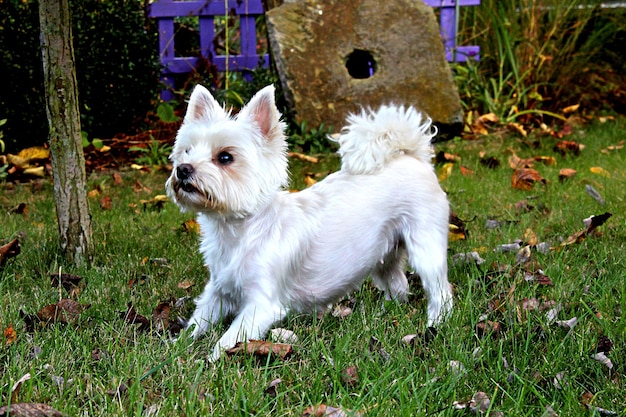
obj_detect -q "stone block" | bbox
[266,0,463,139]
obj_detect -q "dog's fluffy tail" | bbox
[335,105,436,175]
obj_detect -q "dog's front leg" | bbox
[209,300,286,362]
[187,282,232,339]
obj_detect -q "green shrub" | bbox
[454,0,625,121]
[0,0,160,153]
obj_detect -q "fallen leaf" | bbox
[479,155,501,169]
[475,320,504,338]
[37,299,90,323]
[562,103,580,114]
[437,162,454,181]
[304,174,317,188]
[341,365,359,387]
[225,340,293,360]
[591,352,613,369]
[302,404,361,417]
[448,211,468,241]
[452,251,485,265]
[0,238,21,266]
[0,402,65,417]
[9,203,28,216]
[554,140,584,155]
[140,195,167,210]
[270,328,298,344]
[369,336,391,361]
[288,152,318,163]
[596,336,614,353]
[10,373,31,403]
[590,166,610,178]
[524,270,554,286]
[182,219,200,234]
[524,228,538,246]
[4,324,17,346]
[112,172,123,186]
[512,168,546,191]
[152,302,171,333]
[264,378,282,397]
[508,122,527,137]
[534,155,557,166]
[554,317,577,329]
[508,151,535,169]
[332,298,355,319]
[120,303,151,332]
[435,151,461,164]
[515,245,532,265]
[558,168,577,181]
[559,212,612,247]
[460,165,475,177]
[49,273,83,292]
[99,196,113,210]
[177,279,194,290]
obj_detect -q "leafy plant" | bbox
[288,120,336,155]
[81,131,104,150]
[129,136,173,166]
[454,0,624,121]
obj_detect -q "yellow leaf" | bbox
[562,104,580,114]
[438,162,454,181]
[590,167,610,178]
[17,146,50,161]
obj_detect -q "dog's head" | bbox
[166,85,288,217]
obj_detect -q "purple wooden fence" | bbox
[424,0,480,62]
[148,0,480,100]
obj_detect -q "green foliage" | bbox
[129,136,173,166]
[0,0,160,153]
[81,131,104,150]
[288,120,336,154]
[454,0,625,120]
[156,102,180,124]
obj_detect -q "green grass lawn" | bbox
[1,119,625,416]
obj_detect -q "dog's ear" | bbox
[238,85,282,140]
[183,85,226,124]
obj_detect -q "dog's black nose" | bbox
[177,163,194,180]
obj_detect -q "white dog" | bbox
[166,85,452,361]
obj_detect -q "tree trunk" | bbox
[39,0,93,266]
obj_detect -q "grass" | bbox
[1,119,625,416]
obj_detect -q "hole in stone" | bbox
[345,49,376,79]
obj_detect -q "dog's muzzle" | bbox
[175,163,198,193]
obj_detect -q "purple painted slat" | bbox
[163,55,267,73]
[148,1,264,18]
[240,16,257,58]
[158,18,175,59]
[422,0,480,6]
[199,16,216,60]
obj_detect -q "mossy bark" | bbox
[39,0,93,266]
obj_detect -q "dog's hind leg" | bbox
[371,244,409,302]
[404,226,453,327]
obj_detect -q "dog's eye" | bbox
[217,151,234,165]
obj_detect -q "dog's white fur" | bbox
[166,85,452,361]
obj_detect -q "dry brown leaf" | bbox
[304,174,317,188]
[508,152,535,169]
[182,219,200,234]
[475,321,504,338]
[0,402,65,417]
[288,152,319,163]
[177,279,195,290]
[559,212,612,248]
[264,378,282,397]
[554,140,585,155]
[523,228,538,246]
[479,155,501,169]
[112,172,123,186]
[508,122,527,137]
[460,166,475,177]
[152,302,171,333]
[558,168,577,181]
[99,196,113,210]
[0,238,21,266]
[302,404,361,417]
[4,324,16,346]
[225,340,293,360]
[341,365,359,387]
[120,303,151,332]
[534,156,557,166]
[562,103,580,114]
[512,168,546,191]
[36,299,90,324]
